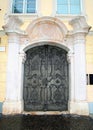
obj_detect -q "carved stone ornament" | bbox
[69,16,91,34]
[26,17,68,43]
[2,15,26,34]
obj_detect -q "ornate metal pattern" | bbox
[23,45,69,111]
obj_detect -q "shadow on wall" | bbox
[0,102,3,113]
[88,102,93,116]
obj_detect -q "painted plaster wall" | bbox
[86,35,93,114]
[85,0,93,28]
[0,35,8,102]
[40,0,53,16]
[86,35,93,102]
[0,0,8,30]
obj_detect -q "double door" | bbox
[23,45,68,111]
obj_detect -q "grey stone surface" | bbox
[0,114,93,130]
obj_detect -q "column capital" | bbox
[69,16,91,35]
[2,15,26,35]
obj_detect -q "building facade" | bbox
[0,0,93,115]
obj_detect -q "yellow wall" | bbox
[0,35,8,102]
[41,0,53,16]
[86,35,93,102]
[0,0,8,30]
[85,0,93,29]
[86,36,93,66]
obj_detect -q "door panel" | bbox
[23,45,69,111]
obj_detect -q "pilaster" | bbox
[69,16,91,115]
[2,32,20,114]
[2,16,25,114]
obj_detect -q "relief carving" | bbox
[26,17,68,43]
[27,22,64,42]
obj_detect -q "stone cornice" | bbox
[8,13,38,21]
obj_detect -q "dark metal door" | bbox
[23,45,69,111]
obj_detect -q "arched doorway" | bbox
[23,45,69,111]
[2,16,90,115]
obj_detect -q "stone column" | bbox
[74,33,87,101]
[3,33,22,114]
[17,51,26,112]
[69,17,91,115]
[69,33,89,115]
[2,16,24,114]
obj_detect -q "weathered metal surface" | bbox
[23,45,69,111]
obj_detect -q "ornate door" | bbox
[23,45,69,111]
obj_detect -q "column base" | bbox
[68,101,89,115]
[2,100,24,115]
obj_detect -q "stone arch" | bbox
[21,41,69,53]
[26,17,68,43]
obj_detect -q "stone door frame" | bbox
[2,16,91,115]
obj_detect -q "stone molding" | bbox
[26,17,68,43]
[67,51,74,64]
[26,17,68,35]
[19,51,26,64]
[2,15,26,35]
[69,16,91,34]
[20,40,70,54]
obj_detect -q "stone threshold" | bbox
[23,111,69,115]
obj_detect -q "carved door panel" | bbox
[23,45,69,111]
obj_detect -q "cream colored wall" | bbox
[0,35,8,102]
[40,0,53,16]
[85,0,93,30]
[86,36,93,66]
[0,0,8,30]
[86,35,93,102]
